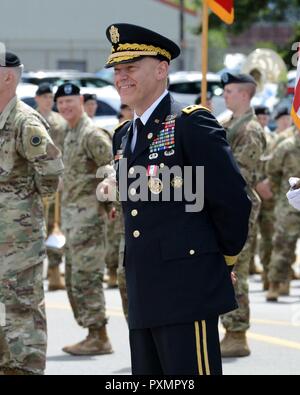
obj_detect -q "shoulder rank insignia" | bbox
[113,120,131,134]
[182,104,210,115]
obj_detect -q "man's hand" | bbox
[287,177,300,210]
[108,207,117,221]
[256,179,273,201]
[231,272,237,286]
[96,176,117,202]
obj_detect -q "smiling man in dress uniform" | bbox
[104,23,251,375]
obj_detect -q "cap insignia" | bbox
[110,26,120,44]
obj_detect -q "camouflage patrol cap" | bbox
[0,51,22,68]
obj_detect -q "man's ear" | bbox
[4,69,13,84]
[156,61,169,81]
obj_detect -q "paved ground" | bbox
[45,268,300,375]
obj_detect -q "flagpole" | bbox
[201,0,209,107]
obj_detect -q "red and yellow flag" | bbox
[206,0,234,24]
[291,50,300,129]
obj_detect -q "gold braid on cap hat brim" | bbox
[106,43,172,65]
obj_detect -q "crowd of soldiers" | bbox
[0,48,299,375]
[218,72,300,358]
[0,52,132,375]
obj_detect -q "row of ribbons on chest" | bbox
[131,118,176,154]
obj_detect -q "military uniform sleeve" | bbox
[85,128,113,168]
[266,140,289,196]
[232,124,265,187]
[85,128,114,212]
[180,109,251,266]
[18,119,64,197]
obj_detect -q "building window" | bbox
[57,60,87,72]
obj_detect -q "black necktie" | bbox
[131,118,144,153]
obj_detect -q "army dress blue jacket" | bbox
[113,93,251,329]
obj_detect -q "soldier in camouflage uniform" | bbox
[35,83,67,291]
[112,201,128,321]
[97,175,128,322]
[256,113,295,290]
[105,106,134,291]
[105,211,121,288]
[0,52,64,375]
[272,112,300,283]
[274,108,292,136]
[55,83,114,356]
[113,105,134,319]
[220,73,266,358]
[83,93,98,120]
[251,108,276,287]
[266,124,300,301]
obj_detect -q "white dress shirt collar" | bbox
[133,90,169,126]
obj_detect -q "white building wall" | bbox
[0,0,200,72]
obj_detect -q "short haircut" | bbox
[12,65,23,84]
[238,83,256,100]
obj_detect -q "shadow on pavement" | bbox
[47,355,97,362]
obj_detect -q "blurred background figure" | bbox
[118,103,134,123]
[274,107,292,134]
[255,105,271,133]
[266,123,300,301]
[35,82,66,291]
[105,103,133,311]
[83,93,98,119]
[195,91,213,111]
[220,72,266,358]
[55,83,113,356]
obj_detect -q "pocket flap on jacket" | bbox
[160,230,220,261]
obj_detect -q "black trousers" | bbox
[129,317,222,375]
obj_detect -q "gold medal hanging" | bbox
[148,178,163,195]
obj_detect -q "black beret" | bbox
[105,23,180,68]
[54,83,80,102]
[254,105,271,116]
[83,93,97,103]
[275,107,290,120]
[221,72,257,87]
[36,82,53,96]
[0,51,22,68]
